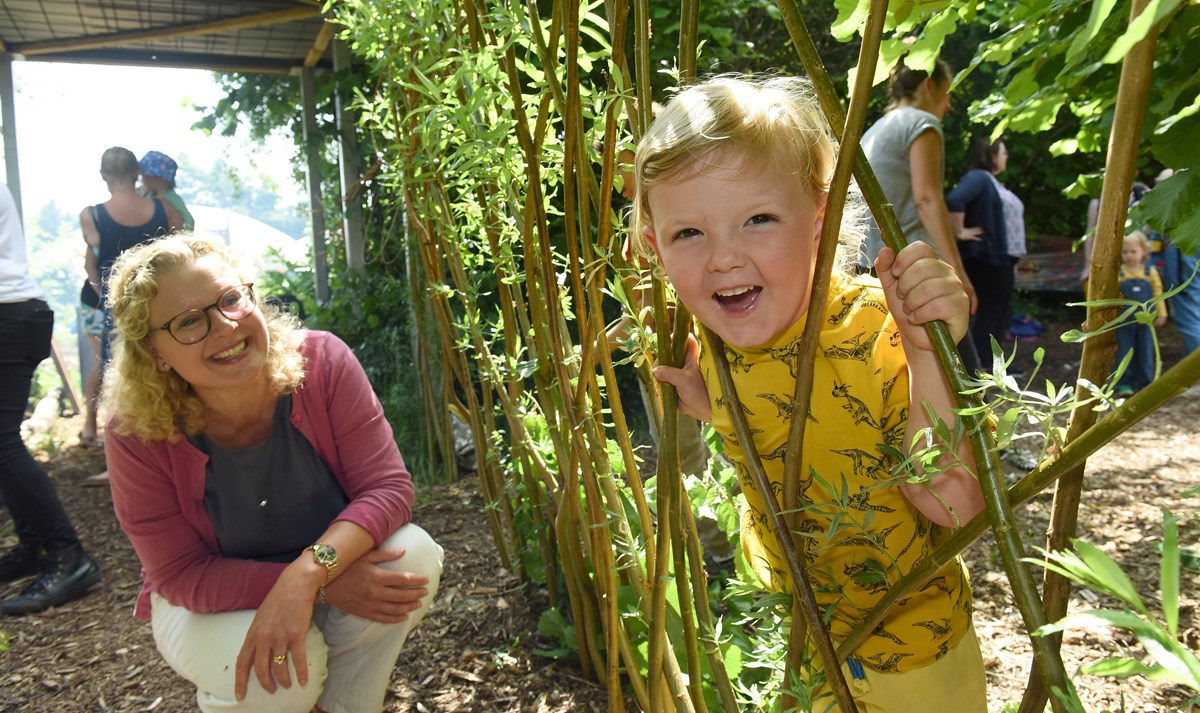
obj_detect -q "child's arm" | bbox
[875,243,984,528]
[652,333,712,422]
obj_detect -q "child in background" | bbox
[138,151,194,232]
[634,76,987,711]
[1114,230,1168,397]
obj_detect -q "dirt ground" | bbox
[1,315,1197,712]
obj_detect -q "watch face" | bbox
[312,544,337,565]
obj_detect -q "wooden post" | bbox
[334,38,365,275]
[300,66,330,305]
[0,54,22,218]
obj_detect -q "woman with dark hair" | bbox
[947,138,1014,361]
[103,236,442,711]
[860,56,982,369]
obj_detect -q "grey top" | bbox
[194,394,350,562]
[858,107,944,267]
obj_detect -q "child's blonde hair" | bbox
[1124,229,1149,254]
[631,74,864,272]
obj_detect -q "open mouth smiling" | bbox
[211,339,248,361]
[714,285,762,313]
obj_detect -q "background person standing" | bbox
[859,55,982,371]
[81,146,182,365]
[0,181,102,615]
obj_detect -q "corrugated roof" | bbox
[0,0,332,73]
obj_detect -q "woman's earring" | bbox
[161,363,172,372]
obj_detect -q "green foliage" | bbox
[1030,511,1200,696]
[535,607,579,659]
[191,71,341,211]
[1132,169,1200,253]
[834,0,1198,241]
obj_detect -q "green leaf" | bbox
[1151,109,1200,169]
[831,0,870,41]
[1034,609,1153,639]
[1080,656,1162,679]
[1073,540,1146,611]
[1158,510,1180,639]
[1102,0,1189,64]
[1079,656,1199,687]
[1135,169,1200,253]
[1066,0,1121,66]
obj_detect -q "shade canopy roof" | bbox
[0,0,333,74]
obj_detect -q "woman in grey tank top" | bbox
[860,56,983,371]
[860,57,981,313]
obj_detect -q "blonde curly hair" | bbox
[631,74,864,273]
[102,235,306,443]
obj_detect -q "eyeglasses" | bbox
[153,283,256,345]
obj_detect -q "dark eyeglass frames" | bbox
[152,283,257,345]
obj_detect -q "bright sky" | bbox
[9,61,305,234]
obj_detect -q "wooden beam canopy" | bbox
[12,8,320,57]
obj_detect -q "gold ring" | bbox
[272,654,288,665]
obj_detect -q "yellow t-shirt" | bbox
[699,273,971,673]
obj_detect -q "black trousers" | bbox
[963,257,1015,367]
[0,299,80,552]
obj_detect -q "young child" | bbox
[1115,230,1168,396]
[633,76,987,711]
[138,151,195,231]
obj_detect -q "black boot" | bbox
[0,544,101,615]
[0,542,42,583]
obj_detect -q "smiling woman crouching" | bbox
[102,235,442,713]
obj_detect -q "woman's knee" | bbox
[151,595,330,712]
[379,524,444,584]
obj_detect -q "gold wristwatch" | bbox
[305,543,338,584]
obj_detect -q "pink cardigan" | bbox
[106,330,415,620]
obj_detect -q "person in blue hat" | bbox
[139,150,194,231]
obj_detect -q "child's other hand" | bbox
[1155,313,1167,328]
[875,243,969,352]
[653,333,712,422]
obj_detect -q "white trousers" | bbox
[150,524,443,713]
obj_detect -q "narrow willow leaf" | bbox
[1072,540,1146,611]
[1138,633,1200,684]
[1162,510,1180,637]
[1080,656,1162,680]
[1034,609,1155,638]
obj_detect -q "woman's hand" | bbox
[323,548,429,623]
[955,226,984,242]
[652,333,712,422]
[234,564,321,701]
[875,243,970,352]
